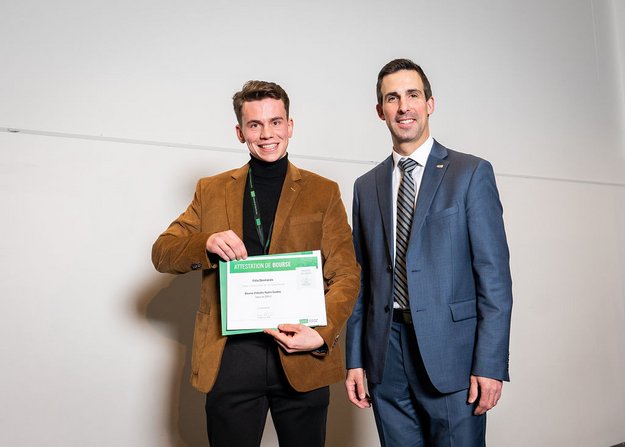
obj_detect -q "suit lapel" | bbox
[269,162,302,253]
[375,156,395,262]
[225,164,248,237]
[411,141,449,239]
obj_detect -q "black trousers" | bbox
[205,333,329,447]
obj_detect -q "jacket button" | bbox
[191,263,202,270]
[386,265,393,272]
[384,305,390,313]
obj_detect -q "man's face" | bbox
[376,69,434,155]
[236,98,293,163]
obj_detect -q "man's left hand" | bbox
[468,375,503,415]
[264,324,324,353]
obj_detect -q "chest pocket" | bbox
[289,212,323,225]
[277,213,324,252]
[425,204,458,223]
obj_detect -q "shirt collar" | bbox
[392,136,434,168]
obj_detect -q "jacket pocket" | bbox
[426,204,458,222]
[449,299,477,322]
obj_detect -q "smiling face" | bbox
[235,98,293,163]
[376,69,435,156]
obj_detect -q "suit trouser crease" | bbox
[369,322,486,447]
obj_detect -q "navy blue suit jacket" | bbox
[346,141,512,394]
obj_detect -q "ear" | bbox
[426,96,435,116]
[287,118,294,138]
[376,103,385,120]
[235,124,245,143]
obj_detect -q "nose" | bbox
[398,95,409,113]
[260,125,273,139]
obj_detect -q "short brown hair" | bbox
[376,59,432,105]
[232,80,290,124]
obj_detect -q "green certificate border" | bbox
[219,251,316,336]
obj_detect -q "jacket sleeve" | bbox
[466,160,513,381]
[151,179,217,275]
[345,181,367,369]
[314,182,361,355]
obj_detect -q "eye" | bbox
[272,119,282,126]
[386,96,397,103]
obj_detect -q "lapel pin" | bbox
[436,164,444,169]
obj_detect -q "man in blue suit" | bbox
[345,59,513,446]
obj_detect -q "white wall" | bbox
[1,1,624,446]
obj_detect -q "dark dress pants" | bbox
[369,318,486,447]
[205,333,329,447]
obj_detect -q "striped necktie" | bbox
[394,157,418,309]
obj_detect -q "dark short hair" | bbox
[232,80,290,124]
[376,58,432,105]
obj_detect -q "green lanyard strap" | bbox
[248,167,273,255]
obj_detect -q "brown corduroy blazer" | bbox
[152,161,360,393]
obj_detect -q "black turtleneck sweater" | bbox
[242,154,288,256]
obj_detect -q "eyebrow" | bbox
[385,88,422,98]
[247,116,284,125]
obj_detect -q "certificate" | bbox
[219,251,327,336]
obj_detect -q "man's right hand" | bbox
[345,368,371,409]
[206,230,247,261]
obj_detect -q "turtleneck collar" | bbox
[248,153,289,179]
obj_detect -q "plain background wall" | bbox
[1,0,624,446]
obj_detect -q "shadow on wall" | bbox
[139,272,207,447]
[138,271,360,447]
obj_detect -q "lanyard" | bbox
[248,167,273,255]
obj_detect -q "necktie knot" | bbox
[398,158,418,175]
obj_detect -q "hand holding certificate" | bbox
[219,251,327,336]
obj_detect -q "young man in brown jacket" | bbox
[152,80,360,447]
